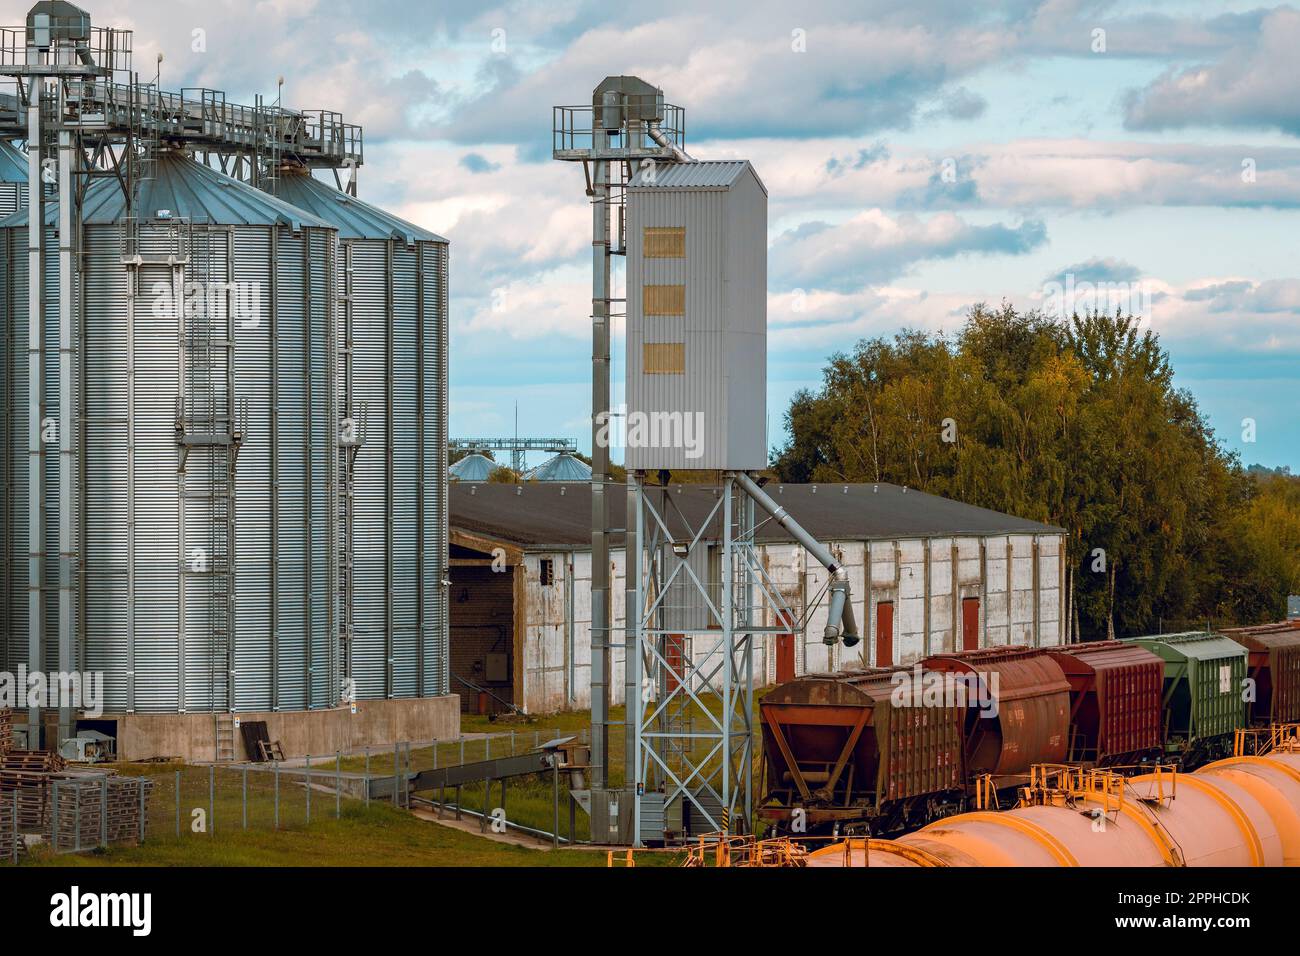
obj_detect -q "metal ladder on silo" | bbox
[177,221,243,724]
[254,94,282,195]
[338,240,368,696]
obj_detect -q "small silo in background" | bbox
[526,453,592,482]
[269,167,450,701]
[449,453,497,482]
[624,160,768,471]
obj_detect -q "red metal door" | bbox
[665,634,685,693]
[962,597,980,651]
[775,611,796,684]
[875,602,894,667]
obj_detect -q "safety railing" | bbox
[0,25,132,74]
[1234,723,1300,757]
[552,101,685,157]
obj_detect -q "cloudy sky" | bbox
[41,0,1300,470]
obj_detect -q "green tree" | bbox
[774,306,1291,639]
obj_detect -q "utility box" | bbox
[624,160,767,471]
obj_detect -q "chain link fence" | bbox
[2,726,593,864]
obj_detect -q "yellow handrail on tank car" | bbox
[1234,723,1300,757]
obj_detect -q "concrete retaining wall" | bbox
[113,696,461,763]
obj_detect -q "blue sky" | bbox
[51,0,1300,471]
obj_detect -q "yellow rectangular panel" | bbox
[644,226,686,258]
[644,284,685,316]
[643,342,685,374]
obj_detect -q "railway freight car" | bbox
[1045,641,1164,766]
[1126,632,1248,768]
[921,646,1071,782]
[1220,621,1300,726]
[758,668,965,836]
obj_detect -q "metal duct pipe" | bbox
[839,583,860,648]
[732,472,858,647]
[26,75,45,742]
[733,472,837,572]
[824,581,845,646]
[57,121,76,745]
[647,123,693,163]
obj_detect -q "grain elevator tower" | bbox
[555,77,858,847]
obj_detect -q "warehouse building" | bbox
[449,482,1065,714]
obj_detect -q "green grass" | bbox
[20,801,622,867]
[9,694,769,867]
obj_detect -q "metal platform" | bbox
[0,79,362,170]
[0,14,361,173]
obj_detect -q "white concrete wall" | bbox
[515,532,1065,713]
[520,549,628,713]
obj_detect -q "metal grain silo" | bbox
[0,141,25,217]
[268,168,449,702]
[0,150,340,715]
[449,452,494,482]
[526,453,591,482]
[624,159,767,470]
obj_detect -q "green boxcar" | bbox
[1125,632,1248,768]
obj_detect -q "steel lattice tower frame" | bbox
[552,78,685,837]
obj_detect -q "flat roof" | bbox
[450,481,1063,550]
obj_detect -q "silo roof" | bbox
[628,159,765,194]
[0,141,26,183]
[449,453,497,482]
[525,453,592,482]
[0,151,332,230]
[272,170,447,245]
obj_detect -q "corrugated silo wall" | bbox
[0,220,340,713]
[0,222,60,681]
[338,237,448,701]
[229,225,340,712]
[0,182,24,218]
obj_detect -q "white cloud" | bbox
[770,209,1047,289]
[1124,7,1300,136]
[456,268,590,340]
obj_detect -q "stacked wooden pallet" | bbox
[0,792,24,862]
[0,750,65,831]
[45,771,154,850]
[0,796,22,863]
[0,708,12,755]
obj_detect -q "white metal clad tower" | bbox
[624,160,768,471]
